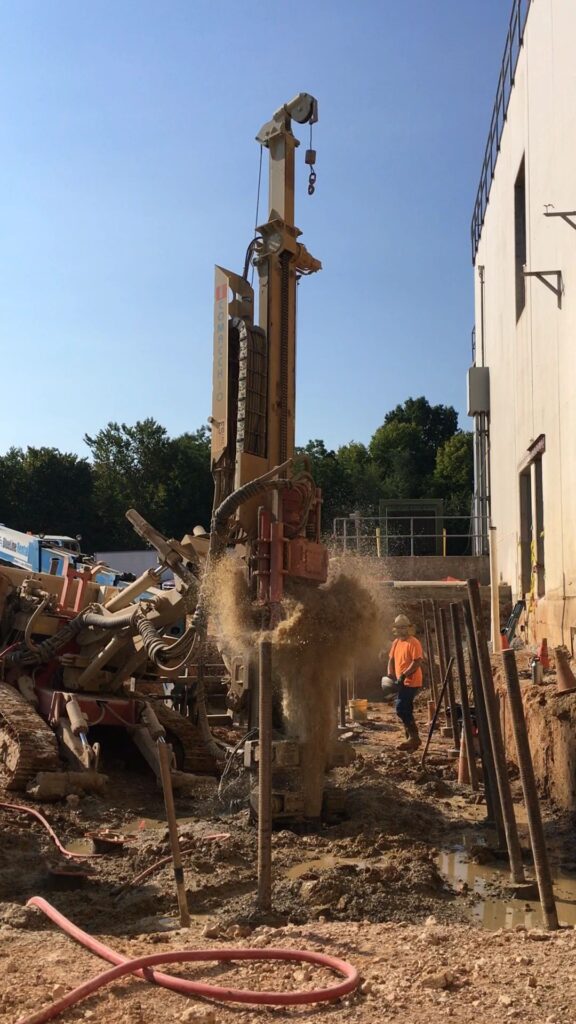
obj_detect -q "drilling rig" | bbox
[0,96,329,833]
[210,92,327,688]
[203,94,331,852]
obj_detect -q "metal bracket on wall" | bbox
[523,269,563,309]
[543,208,576,231]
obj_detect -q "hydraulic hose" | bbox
[4,606,136,667]
[19,898,359,1024]
[133,613,199,676]
[6,614,88,667]
[23,596,50,652]
[81,609,135,630]
[210,462,293,547]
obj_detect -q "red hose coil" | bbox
[17,897,359,1023]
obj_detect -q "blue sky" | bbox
[1,0,511,458]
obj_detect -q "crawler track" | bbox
[0,682,61,790]
[148,700,218,776]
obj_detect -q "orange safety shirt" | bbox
[390,636,423,688]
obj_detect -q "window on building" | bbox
[515,158,527,321]
[533,455,545,597]
[518,435,545,598]
[519,469,532,595]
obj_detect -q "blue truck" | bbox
[0,524,126,586]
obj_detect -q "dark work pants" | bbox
[394,681,419,727]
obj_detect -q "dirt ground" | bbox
[1,698,575,1024]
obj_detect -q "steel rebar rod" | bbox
[420,657,455,767]
[157,740,190,927]
[257,636,273,912]
[450,603,478,791]
[501,649,559,929]
[467,579,525,883]
[440,606,461,748]
[338,677,347,729]
[462,600,503,838]
[424,619,439,706]
[431,600,450,723]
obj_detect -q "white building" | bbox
[96,550,173,582]
[470,0,576,646]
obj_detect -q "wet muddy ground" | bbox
[1,699,575,1023]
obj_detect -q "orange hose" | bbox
[0,802,100,860]
[18,898,358,1022]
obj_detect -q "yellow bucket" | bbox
[348,698,368,722]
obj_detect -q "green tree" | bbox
[0,447,94,543]
[0,447,26,527]
[383,396,458,452]
[165,428,213,539]
[369,396,461,499]
[84,419,172,548]
[369,420,431,497]
[336,442,381,513]
[84,419,214,549]
[432,432,474,511]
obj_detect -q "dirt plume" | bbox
[204,556,257,660]
[206,553,389,817]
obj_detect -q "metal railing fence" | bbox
[470,0,532,263]
[332,515,487,558]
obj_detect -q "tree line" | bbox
[0,397,473,552]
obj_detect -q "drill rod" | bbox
[462,599,503,836]
[501,649,559,929]
[157,739,190,927]
[467,579,525,884]
[450,603,478,790]
[440,606,461,749]
[420,657,455,767]
[257,636,273,912]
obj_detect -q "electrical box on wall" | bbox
[467,366,490,415]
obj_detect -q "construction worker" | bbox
[387,614,423,751]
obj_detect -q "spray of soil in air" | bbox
[206,554,389,817]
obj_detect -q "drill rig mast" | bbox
[210,94,327,611]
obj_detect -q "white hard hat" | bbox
[393,614,414,635]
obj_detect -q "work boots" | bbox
[397,721,421,753]
[396,726,410,750]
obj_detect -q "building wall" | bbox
[96,550,172,580]
[473,0,576,645]
[366,555,490,585]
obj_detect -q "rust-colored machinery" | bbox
[0,512,224,796]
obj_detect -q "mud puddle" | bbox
[438,847,576,929]
[286,855,368,879]
[124,816,194,834]
[64,838,95,855]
